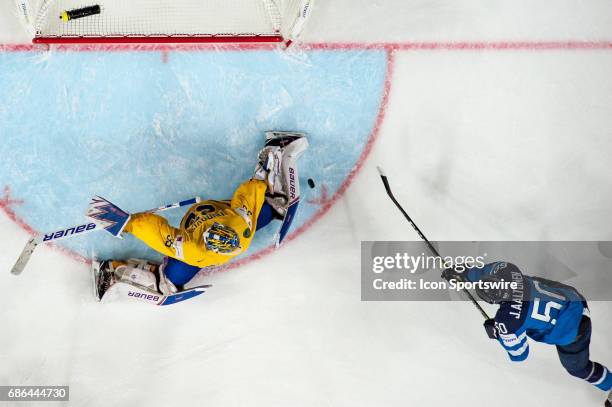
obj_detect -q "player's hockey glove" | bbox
[483,319,498,339]
[441,266,468,283]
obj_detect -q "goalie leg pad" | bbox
[280,136,308,203]
[113,259,159,292]
[255,131,309,220]
[272,132,309,206]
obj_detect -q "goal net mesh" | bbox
[26,0,306,41]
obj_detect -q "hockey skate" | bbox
[264,130,306,148]
[92,260,117,301]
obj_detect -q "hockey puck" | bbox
[307,178,315,189]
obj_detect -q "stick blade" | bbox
[10,237,39,275]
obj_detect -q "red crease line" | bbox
[1,186,91,265]
[223,49,396,272]
[0,48,396,275]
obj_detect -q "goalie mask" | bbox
[203,223,241,254]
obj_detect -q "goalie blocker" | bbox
[258,131,309,246]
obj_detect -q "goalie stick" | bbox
[9,196,201,276]
[376,166,490,320]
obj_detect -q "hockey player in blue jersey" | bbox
[443,262,612,406]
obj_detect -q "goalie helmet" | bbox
[203,223,241,254]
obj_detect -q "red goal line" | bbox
[302,41,612,51]
[2,40,612,52]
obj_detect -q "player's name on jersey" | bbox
[372,278,518,292]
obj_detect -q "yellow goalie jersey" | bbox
[124,179,267,268]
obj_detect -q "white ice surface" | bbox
[1,2,612,406]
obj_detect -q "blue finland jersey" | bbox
[466,262,587,362]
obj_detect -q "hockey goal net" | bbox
[16,0,313,44]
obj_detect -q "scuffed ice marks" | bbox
[0,49,388,261]
[256,84,293,122]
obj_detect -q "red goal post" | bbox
[16,0,313,45]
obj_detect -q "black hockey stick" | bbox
[377,166,490,320]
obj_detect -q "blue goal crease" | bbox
[0,49,387,262]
